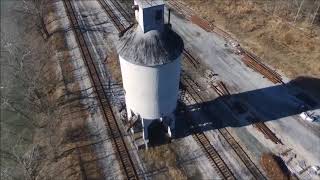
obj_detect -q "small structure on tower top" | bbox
[117,0,184,149]
[133,0,165,33]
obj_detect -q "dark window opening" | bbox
[155,10,162,21]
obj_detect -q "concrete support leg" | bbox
[168,126,172,138]
[142,119,151,149]
[126,104,132,120]
[168,114,176,138]
[126,108,135,134]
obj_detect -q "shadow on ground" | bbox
[174,76,320,139]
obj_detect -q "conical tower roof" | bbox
[117,25,184,66]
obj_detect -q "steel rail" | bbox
[63,0,139,179]
[96,0,126,32]
[181,76,235,180]
[182,75,266,180]
[99,1,264,179]
[109,0,134,23]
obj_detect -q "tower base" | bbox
[125,106,176,149]
[141,114,175,149]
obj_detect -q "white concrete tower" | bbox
[117,0,184,148]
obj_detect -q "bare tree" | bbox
[1,23,64,178]
[1,35,53,126]
[0,132,46,180]
[18,0,51,40]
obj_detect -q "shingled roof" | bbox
[117,25,184,66]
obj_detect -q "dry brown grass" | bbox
[260,153,298,180]
[17,1,105,179]
[181,0,320,78]
[141,144,187,180]
[49,31,68,51]
[106,50,123,83]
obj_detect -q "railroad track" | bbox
[209,73,282,145]
[218,128,266,179]
[167,0,283,85]
[98,0,234,177]
[204,74,283,146]
[109,0,133,23]
[193,133,235,180]
[167,0,192,19]
[212,74,282,145]
[181,77,235,180]
[167,0,232,39]
[253,122,283,145]
[63,0,139,179]
[98,1,265,179]
[96,0,126,32]
[183,48,200,69]
[182,75,266,180]
[167,1,213,32]
[241,50,284,84]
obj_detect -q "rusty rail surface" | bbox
[167,0,192,19]
[63,0,139,179]
[211,81,231,97]
[183,48,200,69]
[167,1,212,32]
[253,122,283,145]
[241,50,283,84]
[208,74,282,145]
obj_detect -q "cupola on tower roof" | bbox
[117,0,183,66]
[134,0,165,33]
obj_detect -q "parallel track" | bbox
[193,132,235,180]
[167,0,283,85]
[241,50,283,84]
[202,68,283,146]
[98,1,265,179]
[63,0,139,179]
[253,122,283,145]
[181,76,235,180]
[167,0,192,19]
[183,48,200,68]
[96,0,126,32]
[218,128,266,179]
[109,0,133,23]
[183,50,283,146]
[182,75,266,180]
